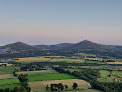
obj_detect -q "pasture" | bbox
[28,79,91,92]
[0,63,13,66]
[0,79,20,85]
[13,57,85,63]
[0,74,14,79]
[16,70,58,76]
[27,73,77,82]
[97,70,122,82]
[107,62,122,64]
[85,60,100,63]
[0,66,20,74]
[99,70,110,78]
[0,83,21,90]
[113,71,122,77]
[64,68,83,72]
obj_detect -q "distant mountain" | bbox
[0,40,122,58]
[36,43,73,50]
[66,40,115,50]
[0,42,41,51]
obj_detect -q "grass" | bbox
[0,66,20,74]
[97,70,120,82]
[99,70,110,78]
[28,79,91,92]
[16,70,58,76]
[0,79,20,85]
[13,57,51,63]
[0,74,14,79]
[64,68,83,72]
[27,73,77,82]
[113,71,122,77]
[0,63,13,66]
[13,57,85,63]
[0,83,21,90]
[85,60,100,63]
[106,62,122,64]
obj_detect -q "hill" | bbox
[0,42,41,51]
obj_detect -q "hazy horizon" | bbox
[0,0,122,46]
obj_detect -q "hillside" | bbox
[0,42,41,51]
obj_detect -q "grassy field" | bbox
[107,62,122,64]
[28,79,91,92]
[27,73,77,82]
[0,63,13,66]
[16,70,58,76]
[64,68,83,72]
[0,78,20,85]
[113,71,122,77]
[0,66,20,74]
[0,74,14,79]
[97,70,121,82]
[85,60,100,63]
[103,59,122,62]
[13,57,85,63]
[99,70,110,78]
[0,83,21,90]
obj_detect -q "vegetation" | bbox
[0,66,20,74]
[27,73,77,82]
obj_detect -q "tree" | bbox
[46,85,49,91]
[64,85,68,90]
[72,83,78,89]
[5,88,10,92]
[58,83,64,91]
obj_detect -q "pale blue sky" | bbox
[0,0,122,45]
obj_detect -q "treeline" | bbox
[54,67,122,92]
[46,83,78,91]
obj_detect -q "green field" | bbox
[17,70,58,76]
[0,83,21,90]
[0,79,20,85]
[27,73,77,82]
[64,68,83,72]
[85,60,100,63]
[113,71,122,77]
[0,66,20,74]
[97,70,121,82]
[100,70,110,78]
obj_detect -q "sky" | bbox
[0,0,122,46]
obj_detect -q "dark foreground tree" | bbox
[64,85,68,90]
[72,83,78,89]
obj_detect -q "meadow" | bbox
[85,60,100,63]
[16,70,58,76]
[27,73,77,82]
[0,78,20,85]
[0,83,21,90]
[64,68,83,72]
[97,70,122,82]
[28,79,91,92]
[106,62,122,64]
[0,66,20,74]
[0,74,14,79]
[13,57,85,63]
[113,71,122,77]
